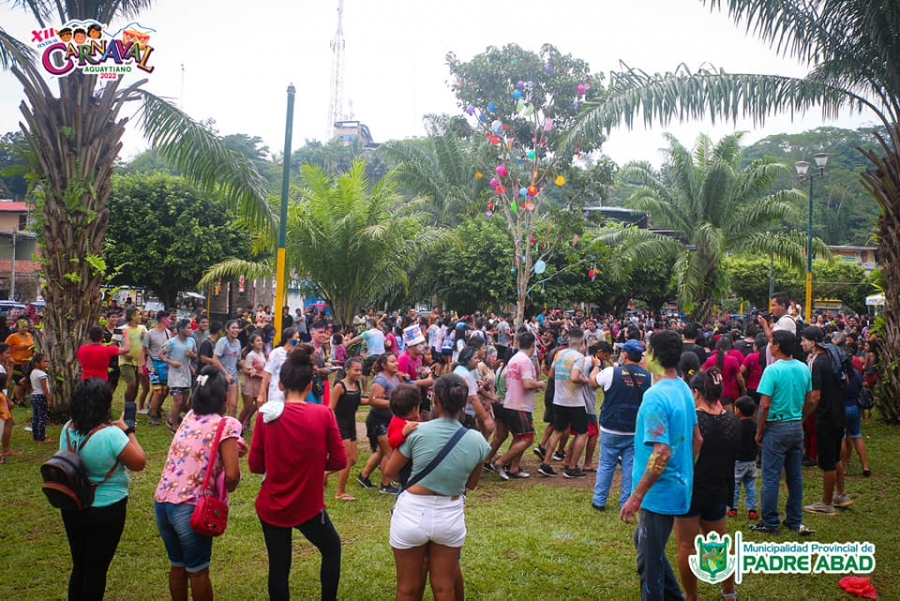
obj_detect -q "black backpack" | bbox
[41,424,118,511]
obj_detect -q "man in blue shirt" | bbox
[621,330,701,601]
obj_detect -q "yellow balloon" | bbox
[555,175,566,186]
[475,172,483,179]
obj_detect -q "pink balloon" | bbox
[496,165,508,177]
[577,84,585,95]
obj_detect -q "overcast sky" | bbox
[0,0,878,167]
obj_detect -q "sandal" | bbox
[0,450,22,456]
[722,591,737,600]
[166,421,178,434]
[334,493,356,501]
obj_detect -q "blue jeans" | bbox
[733,460,757,510]
[760,421,804,530]
[593,431,635,508]
[634,509,683,601]
[155,501,214,572]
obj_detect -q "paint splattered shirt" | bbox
[632,377,697,515]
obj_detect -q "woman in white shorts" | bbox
[386,373,491,601]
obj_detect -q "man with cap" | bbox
[588,339,652,511]
[538,328,592,478]
[801,326,852,515]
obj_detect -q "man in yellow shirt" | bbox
[120,307,148,412]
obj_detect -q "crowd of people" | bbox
[0,294,881,600]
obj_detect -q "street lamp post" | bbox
[274,84,296,343]
[794,153,828,324]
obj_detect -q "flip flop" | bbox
[582,466,597,472]
[0,450,23,456]
[335,493,356,501]
[166,421,178,434]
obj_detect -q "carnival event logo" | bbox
[690,532,876,585]
[31,20,155,79]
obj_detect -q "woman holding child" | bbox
[385,373,491,601]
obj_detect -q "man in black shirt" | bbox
[681,322,708,364]
[801,326,851,516]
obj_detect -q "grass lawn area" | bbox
[1,391,896,600]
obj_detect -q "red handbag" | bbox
[190,418,230,537]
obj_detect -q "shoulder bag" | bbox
[190,418,229,537]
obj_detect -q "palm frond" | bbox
[0,26,37,70]
[197,258,274,288]
[136,90,275,231]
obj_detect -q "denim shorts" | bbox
[155,501,213,572]
[845,404,862,438]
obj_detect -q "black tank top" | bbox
[334,380,362,420]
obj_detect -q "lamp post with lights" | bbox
[794,153,828,323]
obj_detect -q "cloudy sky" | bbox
[0,0,877,167]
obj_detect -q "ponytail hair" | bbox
[433,373,468,416]
[691,367,723,404]
[24,351,46,394]
[280,343,316,393]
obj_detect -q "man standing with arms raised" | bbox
[620,330,701,601]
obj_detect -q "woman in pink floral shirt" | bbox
[154,366,244,601]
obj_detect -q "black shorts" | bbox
[460,413,477,430]
[365,412,390,451]
[679,499,727,521]
[815,420,844,472]
[362,355,379,377]
[552,405,588,435]
[12,364,27,385]
[543,400,556,425]
[336,414,357,441]
[504,408,534,439]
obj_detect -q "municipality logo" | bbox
[690,532,737,584]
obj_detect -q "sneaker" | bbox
[483,461,496,473]
[537,463,556,477]
[804,501,837,516]
[496,464,510,481]
[832,493,853,508]
[749,522,779,534]
[509,470,530,479]
[748,510,759,520]
[532,446,546,460]
[552,450,566,462]
[563,467,586,479]
[802,456,817,467]
[379,484,400,495]
[726,508,738,518]
[356,474,375,489]
[783,522,815,535]
[23,426,32,432]
[592,503,606,511]
[137,408,150,415]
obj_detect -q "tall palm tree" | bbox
[200,161,456,327]
[1,2,271,404]
[605,133,813,323]
[565,0,900,420]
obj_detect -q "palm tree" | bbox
[565,0,900,420]
[1,2,271,404]
[200,161,456,327]
[606,133,815,323]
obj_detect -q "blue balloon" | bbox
[479,114,487,122]
[512,89,522,100]
[519,187,528,196]
[488,102,496,112]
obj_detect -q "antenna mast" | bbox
[327,0,345,140]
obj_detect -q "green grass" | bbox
[1,392,897,600]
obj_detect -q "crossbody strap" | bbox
[407,427,467,489]
[199,418,228,493]
[67,423,121,489]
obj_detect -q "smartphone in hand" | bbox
[124,401,137,429]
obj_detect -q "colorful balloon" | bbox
[527,150,536,159]
[487,102,496,112]
[466,104,475,115]
[491,119,503,133]
[496,165,508,177]
[489,177,499,187]
[526,201,535,211]
[577,84,585,95]
[519,187,528,196]
[527,184,538,196]
[534,259,547,274]
[486,210,492,217]
[475,171,483,179]
[555,175,566,186]
[489,135,500,145]
[512,89,522,100]
[510,201,518,213]
[496,184,507,194]
[545,62,553,74]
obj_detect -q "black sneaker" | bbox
[749,522,779,534]
[563,467,586,479]
[356,474,374,489]
[483,462,496,473]
[533,446,546,460]
[379,484,400,495]
[537,463,556,477]
[592,503,606,511]
[552,450,566,462]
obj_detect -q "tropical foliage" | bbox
[599,133,815,323]
[199,161,455,327]
[566,0,900,420]
[0,1,270,405]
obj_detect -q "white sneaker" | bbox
[832,493,853,508]
[137,408,149,415]
[24,426,32,432]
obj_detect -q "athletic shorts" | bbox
[366,412,390,452]
[552,405,588,435]
[543,400,556,425]
[389,491,466,550]
[337,414,357,441]
[169,387,190,398]
[586,416,599,437]
[492,402,506,426]
[815,420,844,472]
[119,363,138,383]
[12,364,27,385]
[441,347,453,357]
[679,499,727,522]
[362,355,378,377]
[504,408,535,439]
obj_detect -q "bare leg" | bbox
[225,384,238,417]
[852,438,870,472]
[187,568,213,601]
[392,546,427,601]
[169,566,189,601]
[427,544,462,601]
[700,517,735,597]
[238,393,257,427]
[674,516,702,601]
[336,439,357,497]
[583,432,598,470]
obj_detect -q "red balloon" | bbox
[527,184,538,196]
[490,135,501,144]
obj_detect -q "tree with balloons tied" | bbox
[446,44,608,326]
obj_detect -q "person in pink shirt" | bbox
[249,343,347,601]
[703,335,745,409]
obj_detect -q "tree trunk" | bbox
[859,129,900,423]
[15,71,127,407]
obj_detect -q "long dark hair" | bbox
[433,373,468,416]
[70,377,113,434]
[24,351,46,395]
[280,343,315,393]
[192,366,229,415]
[715,335,732,371]
[691,367,723,404]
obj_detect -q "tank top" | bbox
[333,379,362,420]
[369,373,399,420]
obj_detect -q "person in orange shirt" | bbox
[5,318,35,407]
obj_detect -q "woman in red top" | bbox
[702,335,745,409]
[249,343,347,601]
[740,334,767,404]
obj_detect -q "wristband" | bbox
[124,427,135,436]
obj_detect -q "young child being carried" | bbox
[387,384,421,489]
[728,395,759,519]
